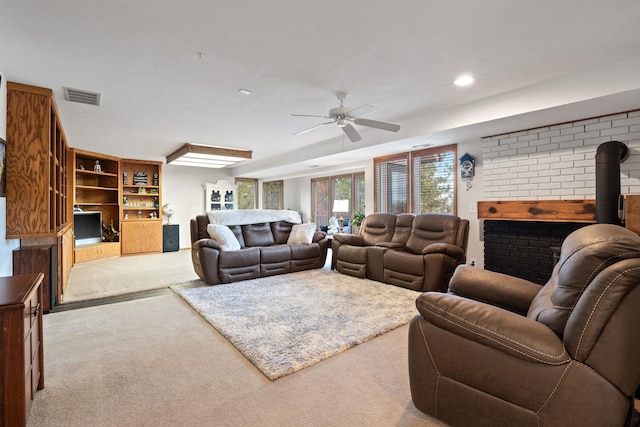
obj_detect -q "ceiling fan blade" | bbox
[353,117,401,132]
[291,113,331,118]
[342,124,362,142]
[347,104,377,118]
[293,120,334,136]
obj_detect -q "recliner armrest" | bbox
[421,242,464,258]
[312,231,327,243]
[416,292,570,365]
[449,265,541,315]
[192,238,223,251]
[333,234,364,246]
[376,242,405,249]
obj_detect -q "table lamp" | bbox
[332,199,349,233]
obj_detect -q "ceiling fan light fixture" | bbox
[337,118,348,128]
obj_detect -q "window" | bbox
[311,178,329,226]
[310,172,364,228]
[374,145,457,214]
[375,154,408,213]
[263,180,283,209]
[412,148,455,214]
[235,178,258,209]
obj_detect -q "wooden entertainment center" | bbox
[5,82,163,306]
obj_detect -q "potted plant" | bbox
[350,212,365,235]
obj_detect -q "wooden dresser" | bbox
[0,273,45,427]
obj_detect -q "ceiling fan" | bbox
[291,92,401,142]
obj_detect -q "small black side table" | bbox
[163,224,180,252]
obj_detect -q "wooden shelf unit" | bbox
[72,149,121,231]
[5,82,73,306]
[6,82,69,238]
[120,159,163,254]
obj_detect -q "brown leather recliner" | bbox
[408,223,640,426]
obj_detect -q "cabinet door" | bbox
[121,221,163,254]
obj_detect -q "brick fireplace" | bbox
[478,200,595,285]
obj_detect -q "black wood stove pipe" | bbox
[595,140,629,225]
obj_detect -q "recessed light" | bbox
[454,75,474,87]
[238,89,252,95]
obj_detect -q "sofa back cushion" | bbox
[391,213,414,245]
[405,214,461,255]
[361,213,397,246]
[271,221,295,244]
[242,222,276,247]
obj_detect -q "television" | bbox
[74,211,103,246]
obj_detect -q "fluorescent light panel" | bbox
[166,143,252,168]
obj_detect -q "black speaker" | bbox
[163,224,180,252]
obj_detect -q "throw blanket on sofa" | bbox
[207,209,301,226]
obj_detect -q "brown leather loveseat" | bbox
[408,223,640,426]
[191,210,328,285]
[331,213,469,292]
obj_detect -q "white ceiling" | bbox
[1,0,640,179]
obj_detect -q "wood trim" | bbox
[477,199,596,223]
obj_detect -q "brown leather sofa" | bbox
[190,213,328,285]
[331,213,469,292]
[408,223,640,426]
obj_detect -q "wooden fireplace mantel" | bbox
[477,199,597,223]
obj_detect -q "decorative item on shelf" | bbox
[94,160,102,172]
[79,164,85,170]
[153,197,159,209]
[153,172,159,186]
[124,213,128,220]
[133,171,148,185]
[149,188,158,194]
[102,219,119,242]
[138,187,147,194]
[123,196,128,206]
[162,204,175,224]
[137,210,142,219]
[149,212,157,219]
[123,171,128,185]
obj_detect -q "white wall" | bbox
[456,142,485,268]
[162,164,234,249]
[0,69,20,276]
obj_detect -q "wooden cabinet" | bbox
[0,273,45,427]
[5,82,69,238]
[12,246,54,313]
[204,180,237,212]
[120,159,162,254]
[57,225,74,302]
[121,221,163,254]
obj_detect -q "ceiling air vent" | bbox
[63,87,101,106]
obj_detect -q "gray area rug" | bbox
[171,269,420,380]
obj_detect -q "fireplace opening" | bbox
[483,220,586,285]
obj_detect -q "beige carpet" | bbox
[28,292,447,427]
[63,250,198,303]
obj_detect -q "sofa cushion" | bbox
[206,224,241,251]
[242,222,276,247]
[287,223,317,245]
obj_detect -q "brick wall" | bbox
[482,109,640,200]
[481,109,640,283]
